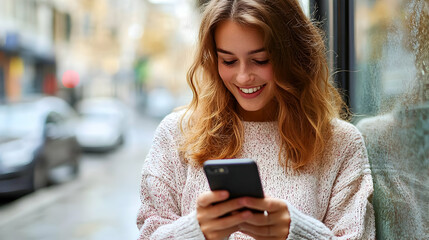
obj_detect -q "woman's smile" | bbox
[237,84,266,98]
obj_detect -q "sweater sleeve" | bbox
[286,126,376,240]
[136,112,205,240]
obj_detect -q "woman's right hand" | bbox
[197,191,253,240]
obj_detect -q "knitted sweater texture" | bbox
[137,111,376,239]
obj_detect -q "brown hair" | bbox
[180,0,346,169]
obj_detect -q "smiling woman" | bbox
[136,0,375,239]
[215,20,276,121]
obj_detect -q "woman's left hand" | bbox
[237,197,291,240]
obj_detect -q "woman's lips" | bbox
[236,84,266,99]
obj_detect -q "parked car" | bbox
[75,97,128,152]
[0,96,81,197]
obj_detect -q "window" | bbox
[312,0,428,239]
[352,1,427,237]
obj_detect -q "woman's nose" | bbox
[236,64,251,83]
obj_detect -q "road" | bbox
[0,114,161,240]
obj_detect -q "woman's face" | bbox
[215,20,276,121]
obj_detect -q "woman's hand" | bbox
[197,191,253,240]
[238,197,291,239]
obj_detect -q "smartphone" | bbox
[203,158,264,203]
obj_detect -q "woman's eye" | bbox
[254,59,270,65]
[222,60,237,66]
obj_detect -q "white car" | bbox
[75,98,128,152]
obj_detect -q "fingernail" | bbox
[221,191,228,198]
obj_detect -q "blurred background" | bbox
[0,0,427,239]
[0,0,199,239]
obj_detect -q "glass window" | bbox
[352,0,428,239]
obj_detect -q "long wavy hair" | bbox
[179,0,346,169]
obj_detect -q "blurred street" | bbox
[0,1,196,238]
[0,112,161,240]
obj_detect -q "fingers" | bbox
[203,226,238,240]
[243,211,281,226]
[197,194,290,239]
[239,197,288,213]
[237,198,290,239]
[200,210,253,240]
[239,222,290,238]
[240,231,281,240]
[197,199,250,221]
[197,191,255,240]
[208,199,249,218]
[203,210,252,231]
[197,191,229,207]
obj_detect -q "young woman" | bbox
[137,0,375,239]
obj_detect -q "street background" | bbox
[0,113,160,240]
[1,1,202,239]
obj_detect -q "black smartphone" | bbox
[203,158,264,205]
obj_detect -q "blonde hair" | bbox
[180,0,346,169]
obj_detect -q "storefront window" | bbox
[352,0,428,238]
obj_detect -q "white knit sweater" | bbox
[137,110,375,239]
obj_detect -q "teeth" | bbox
[239,85,262,94]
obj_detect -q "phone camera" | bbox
[210,167,228,175]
